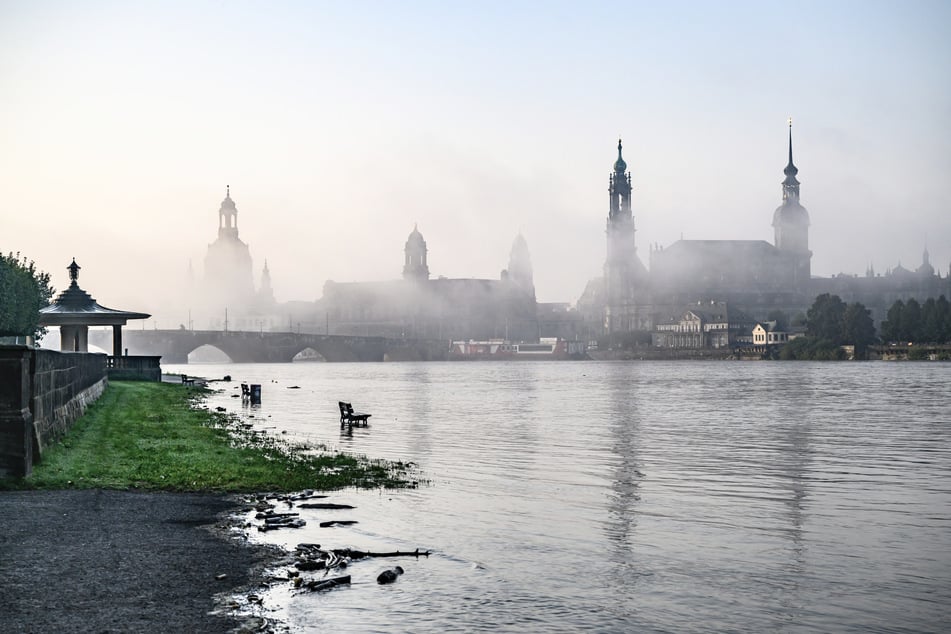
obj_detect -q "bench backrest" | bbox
[338,401,352,415]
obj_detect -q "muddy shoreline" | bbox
[0,489,283,633]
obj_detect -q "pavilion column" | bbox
[112,325,122,357]
[59,325,89,352]
[59,325,77,352]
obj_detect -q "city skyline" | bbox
[2,1,949,321]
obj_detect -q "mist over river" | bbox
[166,361,951,633]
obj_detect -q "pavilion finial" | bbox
[68,258,81,283]
[226,184,230,198]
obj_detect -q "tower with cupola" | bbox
[772,121,812,288]
[604,139,649,332]
[403,224,430,281]
[203,186,255,322]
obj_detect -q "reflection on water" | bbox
[168,361,951,633]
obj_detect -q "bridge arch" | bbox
[187,344,233,364]
[292,347,327,362]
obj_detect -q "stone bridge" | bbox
[95,329,449,363]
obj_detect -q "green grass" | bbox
[3,381,415,492]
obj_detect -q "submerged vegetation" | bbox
[6,381,414,492]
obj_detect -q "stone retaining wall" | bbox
[0,346,107,478]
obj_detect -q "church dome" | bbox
[406,224,426,247]
[613,138,627,173]
[772,200,810,227]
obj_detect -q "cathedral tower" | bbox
[403,224,430,281]
[604,139,648,333]
[204,186,254,315]
[506,233,534,296]
[258,259,275,305]
[772,121,811,286]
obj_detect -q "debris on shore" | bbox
[377,566,404,584]
[289,543,429,593]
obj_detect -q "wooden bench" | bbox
[181,374,195,386]
[338,401,371,428]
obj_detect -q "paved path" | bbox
[0,490,275,633]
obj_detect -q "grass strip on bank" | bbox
[7,381,414,492]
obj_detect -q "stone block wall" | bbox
[0,347,33,478]
[0,346,107,477]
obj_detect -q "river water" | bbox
[166,361,951,633]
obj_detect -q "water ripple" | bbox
[170,361,951,633]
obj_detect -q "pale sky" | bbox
[2,0,949,323]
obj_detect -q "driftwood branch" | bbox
[301,575,351,592]
[332,548,431,559]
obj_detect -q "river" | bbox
[166,361,951,633]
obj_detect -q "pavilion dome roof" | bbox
[38,260,151,326]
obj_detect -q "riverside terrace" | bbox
[95,329,451,363]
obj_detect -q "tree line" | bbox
[880,296,951,344]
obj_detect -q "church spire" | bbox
[782,118,800,201]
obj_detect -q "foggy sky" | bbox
[1,1,949,326]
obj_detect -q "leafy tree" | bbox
[782,295,879,360]
[901,298,922,343]
[880,295,951,344]
[921,298,940,343]
[806,294,847,343]
[880,299,904,343]
[0,252,54,340]
[841,302,877,356]
[937,296,951,344]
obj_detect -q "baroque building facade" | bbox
[578,123,949,345]
[315,228,538,341]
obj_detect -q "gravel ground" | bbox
[0,489,279,633]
